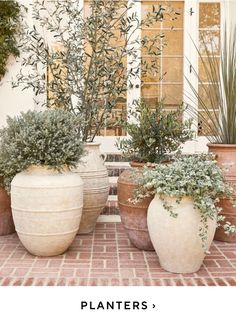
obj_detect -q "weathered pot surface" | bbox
[11,165,83,256]
[208,143,236,181]
[75,142,109,234]
[148,194,217,273]
[208,143,236,242]
[117,162,154,251]
[0,184,15,236]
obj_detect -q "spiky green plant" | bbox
[186,25,236,143]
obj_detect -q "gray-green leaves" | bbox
[0,109,84,191]
[133,154,235,250]
[13,0,179,142]
[117,100,193,163]
[0,0,21,79]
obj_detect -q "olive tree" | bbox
[14,0,179,141]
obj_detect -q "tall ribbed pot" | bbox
[75,143,109,234]
[11,165,83,256]
[117,162,154,251]
[208,143,236,242]
[0,184,15,236]
[148,195,217,273]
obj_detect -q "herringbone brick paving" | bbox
[0,222,236,286]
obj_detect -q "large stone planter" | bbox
[0,185,15,236]
[148,194,217,273]
[11,165,83,256]
[208,143,236,242]
[75,142,109,234]
[117,162,154,251]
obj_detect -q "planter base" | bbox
[159,259,203,274]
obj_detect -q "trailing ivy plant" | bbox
[0,0,21,79]
[13,0,180,142]
[132,154,236,251]
[116,100,193,164]
[0,109,84,192]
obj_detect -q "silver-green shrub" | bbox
[0,109,84,191]
[133,154,236,251]
[117,100,193,163]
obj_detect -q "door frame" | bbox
[39,0,222,154]
[97,0,221,154]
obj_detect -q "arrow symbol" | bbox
[153,304,156,309]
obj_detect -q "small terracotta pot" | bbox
[0,186,15,236]
[117,161,155,251]
[208,143,236,242]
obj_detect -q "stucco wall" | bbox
[0,0,34,128]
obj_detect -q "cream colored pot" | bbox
[75,142,109,234]
[147,194,217,274]
[11,165,83,257]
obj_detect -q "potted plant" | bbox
[0,109,84,256]
[0,177,15,236]
[13,0,179,234]
[116,100,193,250]
[133,155,236,273]
[186,25,236,242]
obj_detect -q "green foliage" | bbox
[13,0,180,142]
[0,109,84,191]
[133,154,235,251]
[186,25,236,143]
[0,0,20,79]
[117,100,193,163]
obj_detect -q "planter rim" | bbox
[154,193,193,202]
[130,161,145,168]
[130,161,156,168]
[25,164,69,173]
[207,143,236,149]
[83,141,101,147]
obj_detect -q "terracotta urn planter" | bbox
[11,165,83,256]
[75,142,109,234]
[0,183,15,236]
[148,194,217,273]
[208,143,236,242]
[117,162,154,251]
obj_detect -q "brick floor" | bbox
[0,222,236,286]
